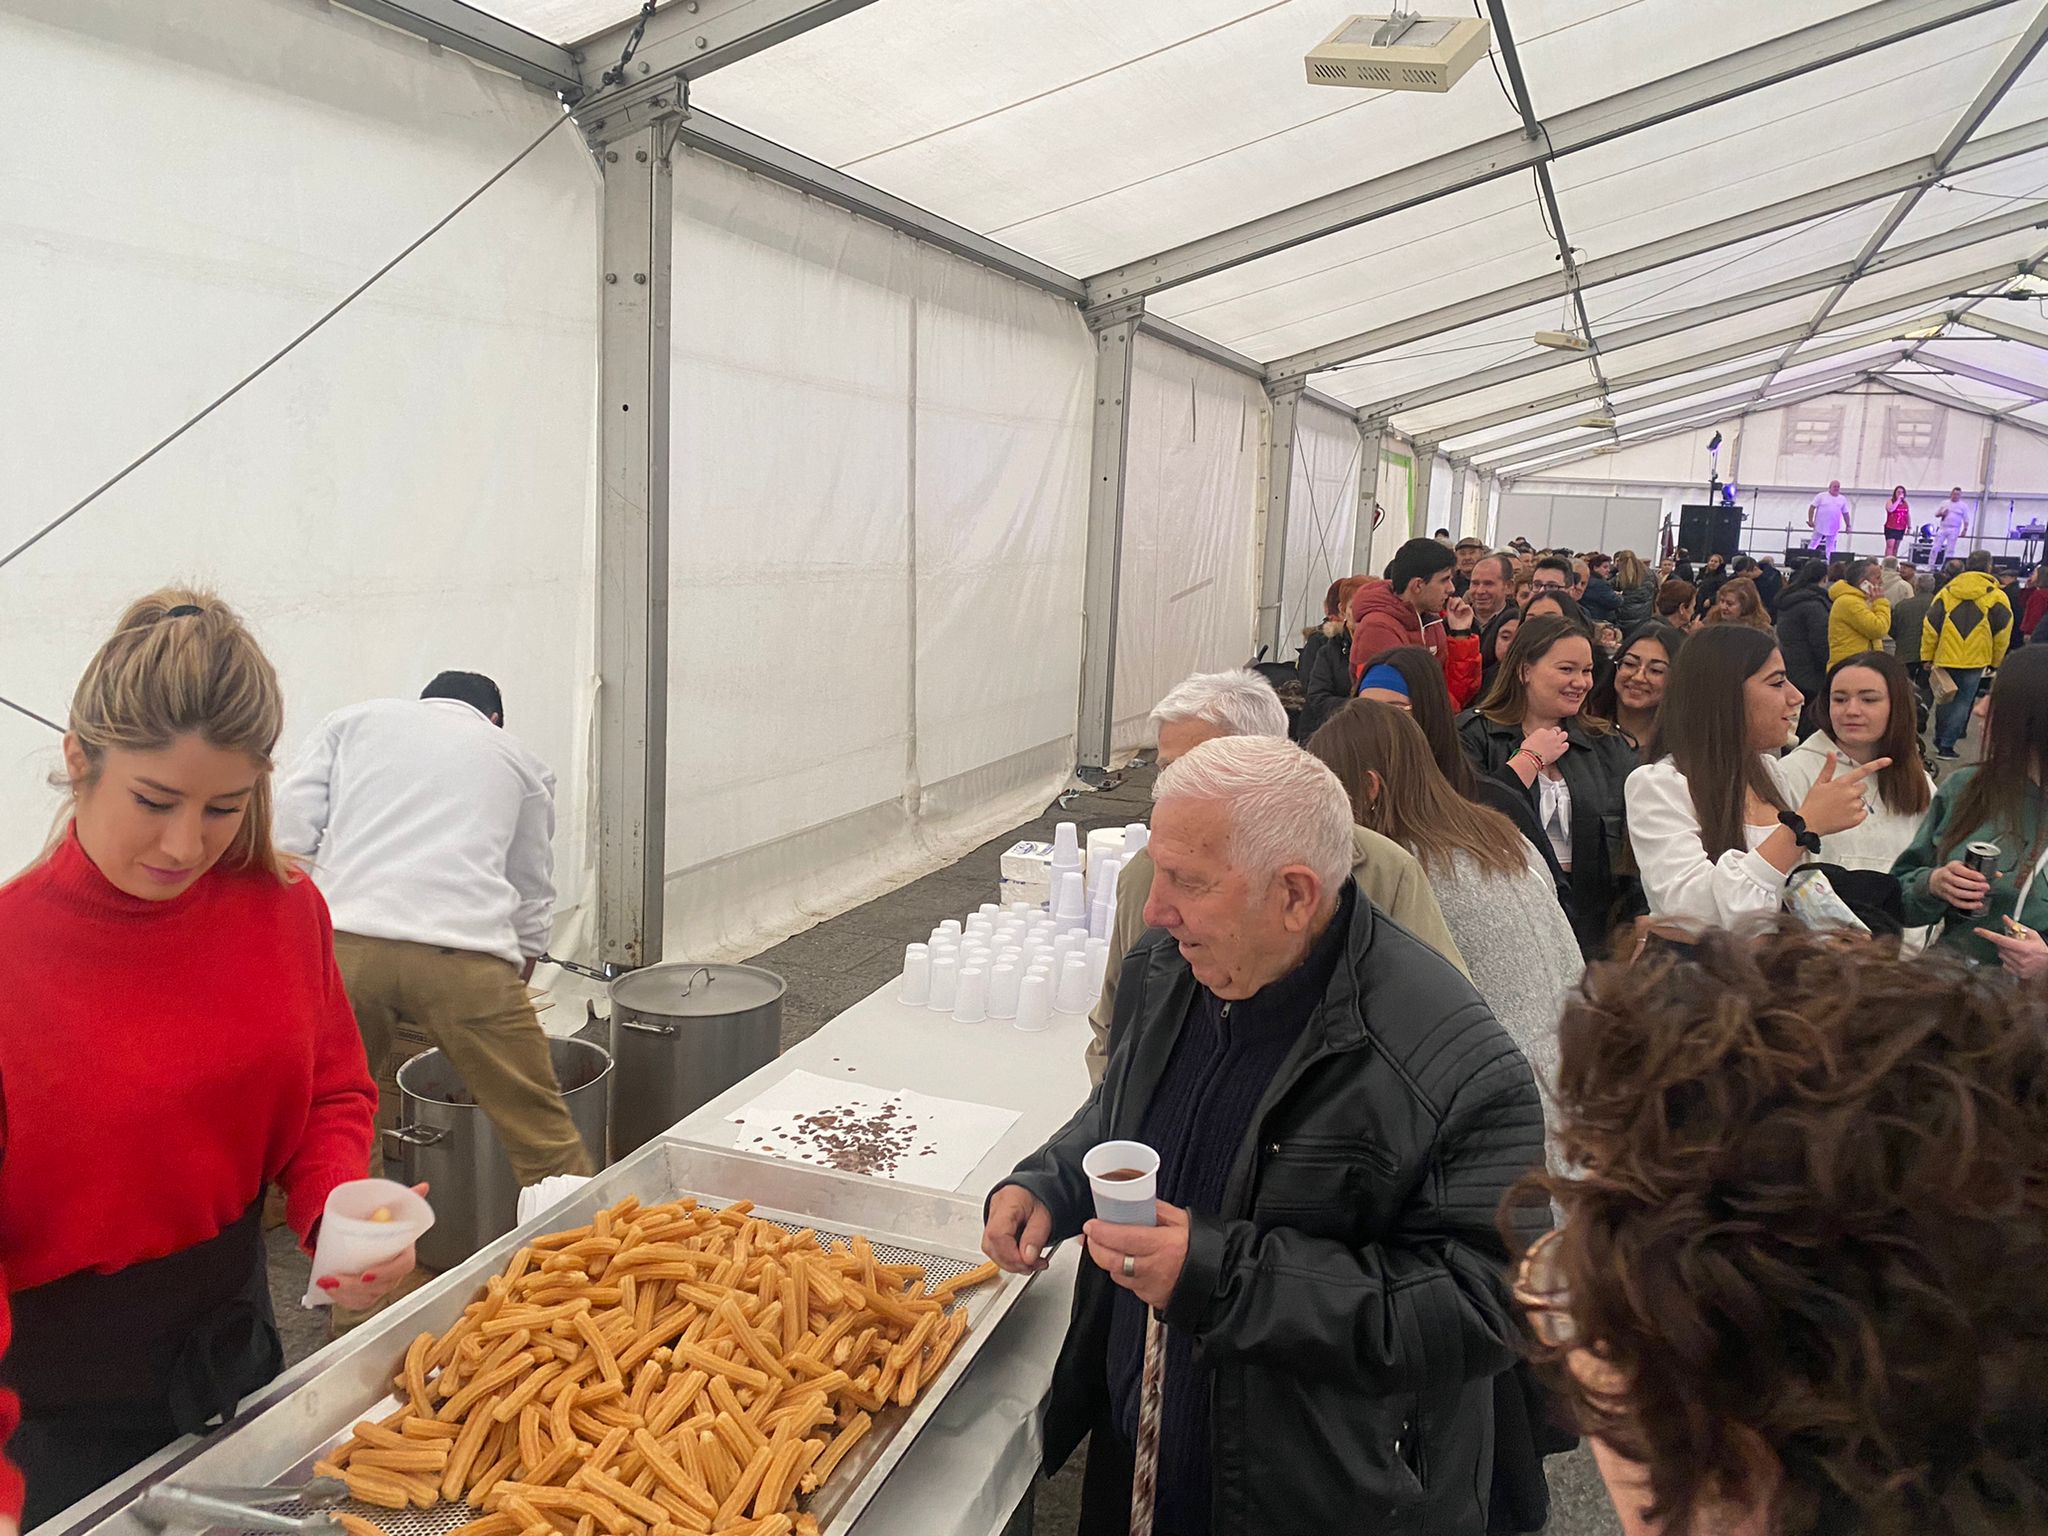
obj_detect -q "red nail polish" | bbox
[317,1276,340,1290]
[361,1272,378,1283]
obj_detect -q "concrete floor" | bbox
[264,759,1620,1534]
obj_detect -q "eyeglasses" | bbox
[1529,579,1570,593]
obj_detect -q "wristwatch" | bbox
[1777,809,1822,854]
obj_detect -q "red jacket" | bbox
[1348,580,1483,708]
[0,829,376,1515]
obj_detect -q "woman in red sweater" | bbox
[0,590,379,1524]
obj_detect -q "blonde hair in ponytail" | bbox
[63,587,292,882]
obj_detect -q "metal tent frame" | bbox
[326,0,2048,952]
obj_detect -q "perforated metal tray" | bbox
[45,1141,1029,1536]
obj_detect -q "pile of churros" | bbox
[317,1194,998,1536]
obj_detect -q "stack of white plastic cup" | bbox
[1015,972,1053,1032]
[1087,856,1123,940]
[1050,821,1083,899]
[929,955,959,1012]
[1085,936,1111,995]
[989,962,1021,1020]
[1054,953,1093,1014]
[900,943,931,1006]
[953,966,989,1024]
[1052,870,1089,933]
[1123,823,1149,859]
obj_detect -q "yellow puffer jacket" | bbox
[1827,581,1891,668]
[1921,570,2014,669]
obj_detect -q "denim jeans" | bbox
[1934,666,1983,751]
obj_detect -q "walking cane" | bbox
[1130,1309,1166,1536]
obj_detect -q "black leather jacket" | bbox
[1006,895,1545,1535]
[1456,710,1641,955]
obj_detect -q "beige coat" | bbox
[1084,826,1468,1083]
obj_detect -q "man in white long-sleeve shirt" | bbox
[276,673,592,1185]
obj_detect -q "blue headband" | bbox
[1357,664,1410,699]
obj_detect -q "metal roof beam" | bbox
[1441,313,1949,448]
[336,0,581,95]
[1898,353,2048,400]
[1458,342,1918,457]
[1742,3,2048,403]
[1085,0,2021,306]
[1955,309,2048,346]
[1346,255,2039,420]
[1267,115,2048,381]
[666,111,1084,298]
[1495,375,1881,477]
[1477,366,1886,472]
[1871,368,2044,419]
[573,0,881,132]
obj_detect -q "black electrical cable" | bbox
[0,695,62,734]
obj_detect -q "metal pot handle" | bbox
[619,1018,677,1037]
[382,1124,449,1148]
[676,965,715,995]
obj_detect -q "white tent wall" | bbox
[0,0,602,927]
[1372,445,1416,573]
[1277,398,1360,650]
[1112,335,1262,748]
[665,151,1092,960]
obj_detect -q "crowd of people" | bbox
[987,532,2048,1535]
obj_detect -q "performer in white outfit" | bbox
[1932,486,1970,566]
[1808,479,1851,558]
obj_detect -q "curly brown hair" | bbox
[1509,925,2048,1535]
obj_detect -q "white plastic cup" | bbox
[1085,936,1111,993]
[1009,901,1037,916]
[953,966,989,1024]
[1123,823,1149,858]
[938,918,963,939]
[1014,972,1053,1033]
[1086,827,1127,870]
[1053,871,1088,928]
[1087,898,1111,942]
[929,955,959,1012]
[966,913,993,935]
[989,962,1021,1020]
[1083,1141,1160,1226]
[303,1179,435,1307]
[900,944,931,1006]
[1053,930,1083,971]
[1055,953,1093,1015]
[1053,821,1080,860]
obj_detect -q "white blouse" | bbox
[1533,772,1574,871]
[1625,758,1791,927]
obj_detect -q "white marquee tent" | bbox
[10,0,2048,966]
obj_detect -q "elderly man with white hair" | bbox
[987,736,1545,1536]
[1085,669,1463,1083]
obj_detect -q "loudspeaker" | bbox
[1678,504,1744,561]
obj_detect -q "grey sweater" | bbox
[1420,847,1583,1113]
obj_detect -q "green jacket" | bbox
[1891,767,2048,962]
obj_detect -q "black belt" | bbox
[1,1200,282,1524]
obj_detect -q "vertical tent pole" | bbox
[1353,417,1385,577]
[594,122,674,969]
[1410,445,1437,538]
[1448,460,1469,538]
[1077,304,1141,781]
[1258,378,1305,658]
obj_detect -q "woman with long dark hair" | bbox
[1775,651,1932,875]
[1478,608,1520,699]
[1311,702,1580,1098]
[1360,643,1567,899]
[1626,625,1886,928]
[1611,550,1656,626]
[1586,623,1683,749]
[1459,616,1639,952]
[1773,557,1833,718]
[1894,644,2048,970]
[1884,483,1912,557]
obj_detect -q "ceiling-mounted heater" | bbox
[1305,10,1494,92]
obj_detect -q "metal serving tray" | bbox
[49,1140,1029,1536]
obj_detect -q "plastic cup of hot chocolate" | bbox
[1083,1140,1159,1226]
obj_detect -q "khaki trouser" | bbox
[335,933,594,1187]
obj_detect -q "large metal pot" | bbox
[608,962,784,1155]
[386,1036,612,1272]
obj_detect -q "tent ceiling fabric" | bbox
[464,0,2048,469]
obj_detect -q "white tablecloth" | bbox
[668,981,1093,1536]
